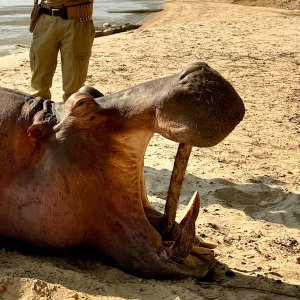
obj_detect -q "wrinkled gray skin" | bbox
[0,62,245,279]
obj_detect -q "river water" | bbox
[0,0,162,56]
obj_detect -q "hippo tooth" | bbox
[179,191,200,227]
[195,238,217,250]
[166,191,200,263]
[162,143,192,237]
[190,245,215,262]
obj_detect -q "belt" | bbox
[40,3,93,21]
[40,6,68,19]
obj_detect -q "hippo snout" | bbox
[180,62,245,124]
[155,62,245,147]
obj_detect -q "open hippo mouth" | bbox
[0,62,245,279]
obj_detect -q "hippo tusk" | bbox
[166,191,200,263]
[179,191,200,227]
[162,143,193,237]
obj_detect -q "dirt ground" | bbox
[0,0,299,299]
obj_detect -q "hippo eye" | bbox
[73,98,96,110]
[74,100,87,108]
[69,96,100,119]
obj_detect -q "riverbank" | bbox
[0,0,299,299]
[0,0,163,57]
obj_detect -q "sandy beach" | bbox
[0,0,300,299]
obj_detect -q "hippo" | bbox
[0,62,245,279]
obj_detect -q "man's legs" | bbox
[60,19,95,101]
[30,14,59,99]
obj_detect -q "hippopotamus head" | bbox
[0,62,245,279]
[63,62,244,149]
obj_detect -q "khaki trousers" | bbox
[30,14,95,101]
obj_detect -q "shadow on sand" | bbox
[144,166,300,229]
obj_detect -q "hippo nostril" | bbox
[181,79,188,85]
[179,62,209,80]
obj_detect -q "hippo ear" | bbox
[27,122,54,142]
[27,109,56,142]
[68,94,99,117]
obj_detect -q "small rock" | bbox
[103,29,113,33]
[70,292,79,299]
[207,222,219,230]
[223,236,233,245]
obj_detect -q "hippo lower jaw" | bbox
[97,189,216,279]
[83,140,216,279]
[154,192,216,278]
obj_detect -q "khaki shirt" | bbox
[41,0,92,8]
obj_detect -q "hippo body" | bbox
[0,63,245,278]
